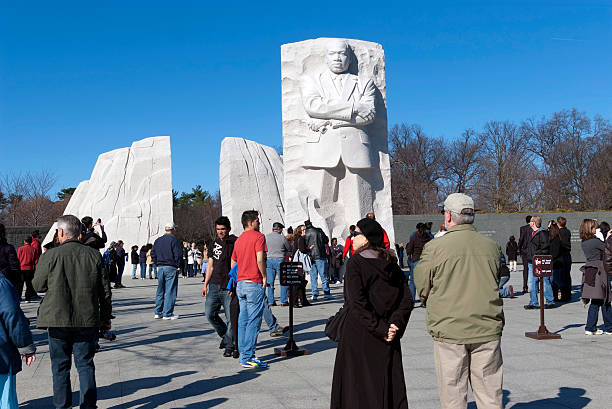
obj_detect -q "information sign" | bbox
[280,262,303,286]
[533,255,553,277]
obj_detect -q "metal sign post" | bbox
[275,262,310,357]
[525,255,561,340]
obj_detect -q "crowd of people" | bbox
[1,195,612,408]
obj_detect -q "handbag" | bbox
[292,250,312,272]
[325,305,349,342]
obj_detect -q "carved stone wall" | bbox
[219,137,285,235]
[43,136,173,248]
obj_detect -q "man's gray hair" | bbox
[531,215,541,228]
[57,215,82,239]
[450,211,475,225]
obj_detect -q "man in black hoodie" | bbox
[524,215,555,309]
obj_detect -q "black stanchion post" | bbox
[275,262,310,357]
[525,255,561,340]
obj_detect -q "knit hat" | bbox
[356,217,384,248]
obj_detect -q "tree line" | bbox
[389,108,612,214]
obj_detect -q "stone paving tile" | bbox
[16,266,612,408]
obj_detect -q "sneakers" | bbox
[154,314,162,319]
[232,350,240,359]
[523,304,538,310]
[241,357,268,369]
[270,326,289,337]
[585,329,604,335]
[544,304,556,309]
[162,314,179,320]
[223,349,234,358]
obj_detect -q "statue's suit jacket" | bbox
[301,71,376,170]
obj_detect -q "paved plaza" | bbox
[16,266,611,408]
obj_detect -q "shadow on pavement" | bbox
[21,370,258,409]
[100,329,214,352]
[465,388,590,409]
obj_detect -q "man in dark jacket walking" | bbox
[524,215,555,309]
[517,215,532,293]
[304,220,332,301]
[151,223,182,320]
[33,215,112,409]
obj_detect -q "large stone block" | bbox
[281,38,394,243]
[219,137,285,235]
[43,136,173,248]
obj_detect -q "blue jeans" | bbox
[236,280,265,364]
[499,276,512,298]
[116,262,125,285]
[408,261,418,301]
[154,266,179,317]
[131,264,138,278]
[266,258,288,304]
[140,262,146,279]
[148,264,157,279]
[586,299,612,332]
[48,327,98,409]
[205,283,233,347]
[527,262,554,306]
[310,259,330,298]
[262,300,279,333]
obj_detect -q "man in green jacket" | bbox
[414,193,504,409]
[33,215,112,409]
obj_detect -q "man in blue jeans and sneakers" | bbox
[151,222,182,320]
[33,215,112,409]
[232,210,269,369]
[265,222,292,306]
[304,220,332,301]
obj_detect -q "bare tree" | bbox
[441,128,481,194]
[389,124,447,214]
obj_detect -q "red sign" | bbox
[533,255,553,277]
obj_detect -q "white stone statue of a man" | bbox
[300,39,377,170]
[297,39,380,236]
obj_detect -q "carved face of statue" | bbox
[326,40,350,74]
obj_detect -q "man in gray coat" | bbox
[265,222,292,306]
[33,215,112,409]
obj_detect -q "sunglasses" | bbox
[351,231,363,237]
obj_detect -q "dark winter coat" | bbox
[406,231,431,262]
[517,224,531,255]
[130,250,139,264]
[331,250,414,409]
[81,228,107,250]
[526,228,550,261]
[549,237,564,270]
[0,240,20,289]
[505,240,518,261]
[604,235,612,275]
[305,226,329,260]
[33,240,113,328]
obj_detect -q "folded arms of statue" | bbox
[302,78,376,133]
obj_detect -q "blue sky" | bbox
[1,1,611,196]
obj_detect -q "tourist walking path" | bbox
[17,267,610,408]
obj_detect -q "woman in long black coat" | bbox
[331,218,414,409]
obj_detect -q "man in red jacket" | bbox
[17,237,38,302]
